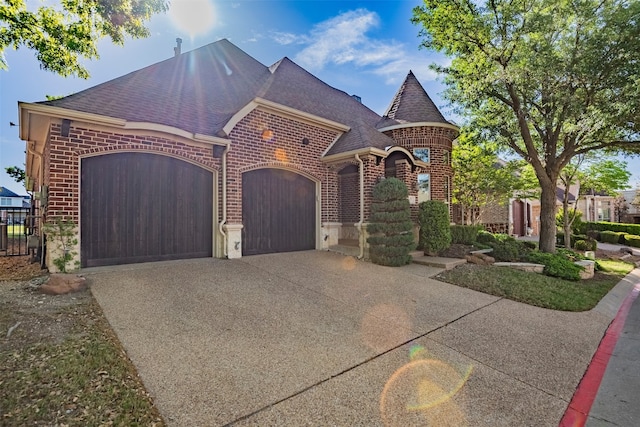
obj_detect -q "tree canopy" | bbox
[412,0,640,252]
[1,0,168,78]
[452,130,521,225]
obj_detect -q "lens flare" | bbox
[361,304,412,353]
[275,148,289,163]
[380,355,473,426]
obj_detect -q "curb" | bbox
[559,281,640,426]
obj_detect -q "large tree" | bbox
[412,0,640,252]
[1,0,168,78]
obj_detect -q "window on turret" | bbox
[443,151,451,165]
[413,148,430,163]
[417,174,430,202]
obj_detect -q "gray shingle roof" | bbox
[0,187,21,197]
[40,40,437,156]
[381,71,448,125]
[43,40,271,136]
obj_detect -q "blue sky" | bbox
[1,0,638,194]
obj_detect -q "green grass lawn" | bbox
[4,224,25,237]
[435,260,635,312]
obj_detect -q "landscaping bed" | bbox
[0,256,165,426]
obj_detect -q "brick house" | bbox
[19,39,457,271]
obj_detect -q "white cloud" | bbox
[271,31,305,46]
[271,9,439,85]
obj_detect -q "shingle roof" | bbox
[42,39,271,136]
[381,71,448,125]
[40,40,438,156]
[258,58,395,155]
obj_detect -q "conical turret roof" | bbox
[382,71,448,124]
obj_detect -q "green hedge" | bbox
[581,221,640,236]
[450,225,482,245]
[625,235,640,248]
[600,230,627,244]
[418,201,451,255]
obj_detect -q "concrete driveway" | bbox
[86,251,616,426]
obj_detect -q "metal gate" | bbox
[1,206,38,257]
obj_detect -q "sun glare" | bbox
[169,0,216,38]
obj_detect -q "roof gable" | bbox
[382,71,448,124]
[0,187,21,197]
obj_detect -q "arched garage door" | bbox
[242,168,316,255]
[81,152,213,267]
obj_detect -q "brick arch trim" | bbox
[385,146,424,167]
[75,145,219,173]
[239,162,320,183]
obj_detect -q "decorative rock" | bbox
[39,274,88,295]
[465,254,487,265]
[477,253,495,264]
[584,251,595,260]
[620,247,634,255]
[620,254,632,260]
[494,262,545,274]
[575,260,595,280]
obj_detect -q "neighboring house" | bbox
[575,190,615,223]
[19,39,458,270]
[0,187,30,225]
[620,189,640,224]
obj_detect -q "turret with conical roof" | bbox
[377,71,458,210]
[382,71,449,125]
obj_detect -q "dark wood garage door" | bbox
[81,153,213,267]
[242,168,316,255]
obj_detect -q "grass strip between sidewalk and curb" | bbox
[435,260,635,312]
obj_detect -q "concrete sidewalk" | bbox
[85,251,627,426]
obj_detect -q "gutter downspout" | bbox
[355,154,365,259]
[218,146,230,257]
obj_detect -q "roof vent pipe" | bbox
[174,38,182,57]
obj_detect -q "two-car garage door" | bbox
[81,153,213,267]
[81,156,315,267]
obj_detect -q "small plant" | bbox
[367,178,415,266]
[418,200,451,255]
[43,218,80,273]
[476,230,497,244]
[450,225,482,245]
[528,251,583,281]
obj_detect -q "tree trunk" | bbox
[563,193,572,250]
[539,184,558,253]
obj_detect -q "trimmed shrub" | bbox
[418,200,451,255]
[450,225,482,245]
[586,230,600,241]
[582,221,640,236]
[527,251,583,281]
[488,239,533,262]
[625,235,640,248]
[367,178,415,266]
[476,231,497,245]
[600,231,618,244]
[573,240,588,251]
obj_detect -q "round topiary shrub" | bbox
[418,200,451,256]
[366,178,415,266]
[573,240,588,251]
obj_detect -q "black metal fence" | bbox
[0,206,39,257]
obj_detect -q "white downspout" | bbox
[355,154,365,259]
[218,146,230,257]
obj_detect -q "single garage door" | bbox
[81,153,213,267]
[242,168,316,255]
